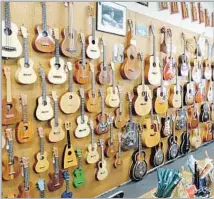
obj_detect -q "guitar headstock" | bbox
[66,62,72,71]
[20,25,28,39]
[5,128,12,141]
[89,120,94,130]
[108,116,114,125]
[127,19,133,31]
[99,88,104,99]
[39,68,45,80]
[127,92,133,102]
[160,26,166,34]
[21,156,29,168]
[87,5,94,17]
[89,63,95,73]
[38,127,44,138]
[53,146,59,157]
[20,94,27,106]
[79,33,85,44]
[65,121,71,131]
[172,115,176,122]
[149,24,155,36]
[52,91,58,102]
[53,28,59,40]
[37,179,45,191]
[138,52,144,62]
[167,28,172,37]
[62,170,70,181]
[110,62,115,71]
[79,88,85,99]
[76,148,82,158]
[3,66,11,79]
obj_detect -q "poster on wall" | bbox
[96,2,127,36]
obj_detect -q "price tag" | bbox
[130,39,136,46]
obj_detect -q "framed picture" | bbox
[137,2,149,7]
[97,2,127,36]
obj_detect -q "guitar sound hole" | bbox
[92,40,95,45]
[7,104,13,110]
[68,151,72,155]
[42,101,47,106]
[130,55,134,60]
[42,31,48,37]
[40,156,44,160]
[24,63,30,68]
[189,89,192,94]
[23,126,29,131]
[160,92,163,97]
[69,95,73,99]
[176,91,178,95]
[153,62,156,67]
[4,27,12,36]
[54,63,61,70]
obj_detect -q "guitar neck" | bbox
[103,45,107,70]
[66,180,70,193]
[40,137,44,156]
[68,2,73,36]
[92,17,96,42]
[22,104,28,123]
[40,190,45,198]
[78,156,82,169]
[153,35,156,62]
[54,101,59,127]
[119,93,122,114]
[8,140,14,164]
[101,96,104,116]
[82,42,86,70]
[24,167,29,191]
[170,34,172,58]
[68,70,73,92]
[4,2,11,29]
[81,97,85,122]
[110,123,113,145]
[41,77,47,103]
[183,37,186,55]
[138,132,142,157]
[91,71,95,96]
[42,2,47,32]
[55,39,60,65]
[101,146,104,164]
[54,156,60,184]
[129,101,133,122]
[141,60,145,88]
[24,38,29,65]
[6,75,12,103]
[112,70,116,92]
[91,128,95,147]
[66,129,71,149]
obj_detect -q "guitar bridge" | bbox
[3,46,16,52]
[53,76,62,78]
[66,48,76,53]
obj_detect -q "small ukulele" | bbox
[33,2,55,53]
[62,121,77,169]
[114,132,123,168]
[203,39,212,80]
[161,111,172,137]
[180,123,190,155]
[202,122,212,142]
[190,121,202,148]
[195,78,204,103]
[36,178,46,198]
[150,142,164,167]
[184,68,195,105]
[34,127,49,173]
[61,170,73,198]
[187,102,199,129]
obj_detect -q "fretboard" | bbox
[110,122,113,145]
[24,167,29,191]
[24,38,29,65]
[138,132,142,157]
[82,42,86,70]
[91,129,95,147]
[153,35,156,63]
[68,69,73,92]
[54,156,59,184]
[55,39,60,65]
[40,190,45,198]
[81,97,85,123]
[40,137,44,156]
[22,104,28,123]
[4,2,11,29]
[8,140,14,164]
[101,96,104,116]
[170,34,172,58]
[6,76,12,103]
[91,71,95,96]
[66,180,70,193]
[68,2,73,36]
[66,129,71,149]
[41,77,47,103]
[78,156,82,169]
[54,101,59,127]
[42,2,47,32]
[92,17,96,42]
[101,147,104,164]
[119,93,122,114]
[112,70,116,93]
[129,101,133,122]
[103,45,107,70]
[141,60,145,88]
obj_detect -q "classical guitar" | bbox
[49,91,65,142]
[145,25,161,86]
[61,170,73,198]
[2,128,20,181]
[2,2,22,58]
[48,147,64,192]
[86,6,100,59]
[167,116,179,161]
[207,68,213,102]
[18,157,34,198]
[60,2,81,58]
[36,67,53,121]
[134,52,152,116]
[114,85,127,129]
[200,88,210,123]
[86,120,99,164]
[114,132,123,168]
[184,68,195,105]
[2,66,21,125]
[130,126,147,181]
[48,28,66,84]
[36,178,46,198]
[75,88,90,138]
[163,28,175,80]
[190,121,202,148]
[62,121,77,169]
[34,127,49,173]
[161,111,172,137]
[160,26,167,54]
[33,2,55,53]
[16,25,37,84]
[187,101,199,129]
[74,33,90,84]
[96,139,108,181]
[178,33,190,77]
[86,63,99,113]
[73,149,86,188]
[60,62,80,114]
[97,37,111,85]
[202,122,212,142]
[150,141,164,167]
[120,19,140,80]
[169,66,182,108]
[203,39,212,80]
[95,89,109,135]
[180,123,190,155]
[105,62,120,108]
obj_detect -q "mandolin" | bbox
[62,121,77,169]
[145,25,161,86]
[34,127,49,173]
[16,94,33,143]
[184,68,195,105]
[75,88,90,138]
[2,2,22,58]
[200,88,210,123]
[160,26,167,54]
[180,123,190,155]
[48,28,66,84]
[49,91,65,142]
[74,33,90,84]
[60,62,80,114]
[16,25,37,84]
[187,101,199,129]
[36,178,46,198]
[163,28,175,80]
[48,147,64,192]
[202,122,212,142]
[150,141,164,167]
[120,19,140,80]
[33,2,55,53]
[95,89,109,135]
[203,39,212,80]
[2,66,21,125]
[96,139,108,181]
[35,67,54,121]
[114,132,123,168]
[134,52,152,116]
[190,120,202,148]
[73,149,86,188]
[114,85,127,129]
[178,33,190,77]
[86,6,100,59]
[97,37,111,85]
[18,157,34,198]
[86,120,99,164]
[3,128,21,181]
[61,170,73,198]
[105,62,120,108]
[161,111,172,137]
[86,63,99,113]
[60,2,81,58]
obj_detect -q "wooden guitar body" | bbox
[86,90,99,113]
[62,145,77,169]
[33,25,55,53]
[96,160,108,181]
[18,182,34,198]
[169,85,182,108]
[16,121,34,143]
[74,60,90,84]
[105,139,116,158]
[184,82,195,105]
[73,168,86,187]
[203,60,212,80]
[97,63,111,85]
[86,143,99,164]
[190,128,202,148]
[75,116,90,138]
[35,152,49,173]
[195,83,204,103]
[95,114,109,135]
[187,107,198,129]
[48,170,64,192]
[154,87,168,115]
[202,122,212,142]
[114,108,127,129]
[49,118,65,142]
[105,87,120,108]
[192,60,202,84]
[86,36,100,59]
[163,57,175,80]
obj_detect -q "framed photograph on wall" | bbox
[96,2,127,36]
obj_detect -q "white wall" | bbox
[117,2,214,39]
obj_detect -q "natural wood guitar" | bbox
[187,102,199,129]
[203,39,212,80]
[184,68,195,105]
[114,132,123,168]
[190,122,202,148]
[202,122,212,142]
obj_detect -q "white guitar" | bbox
[75,88,90,138]
[48,28,66,84]
[36,68,53,121]
[207,68,213,102]
[2,2,22,58]
[16,26,37,84]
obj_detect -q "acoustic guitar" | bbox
[60,62,80,114]
[2,66,21,125]
[16,25,37,84]
[86,63,99,113]
[184,68,195,105]
[34,127,49,173]
[36,178,46,198]
[150,141,164,167]
[161,111,172,137]
[145,25,161,86]
[16,94,33,143]
[48,147,64,191]
[49,91,65,142]
[120,19,140,80]
[190,119,202,148]
[202,122,212,142]
[203,39,212,80]
[187,101,199,129]
[200,88,210,123]
[2,2,22,58]
[61,170,73,198]
[33,2,55,53]
[180,123,190,155]
[48,28,66,84]
[60,2,81,58]
[18,157,34,198]
[2,128,20,181]
[134,52,152,116]
[105,62,120,108]
[114,132,123,168]
[62,121,77,169]
[74,33,90,84]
